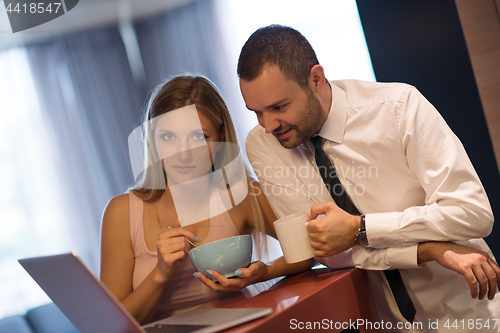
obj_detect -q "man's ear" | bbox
[309,65,327,93]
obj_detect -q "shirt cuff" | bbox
[349,244,419,270]
[384,244,419,269]
[365,212,403,248]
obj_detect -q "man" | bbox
[239,25,500,332]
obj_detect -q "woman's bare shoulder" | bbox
[102,193,131,228]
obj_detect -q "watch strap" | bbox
[356,214,369,247]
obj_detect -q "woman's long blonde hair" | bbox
[131,75,267,257]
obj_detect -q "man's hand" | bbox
[307,202,360,257]
[418,242,500,300]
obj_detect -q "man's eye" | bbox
[192,133,207,141]
[161,133,175,141]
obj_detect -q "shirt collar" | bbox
[317,81,347,144]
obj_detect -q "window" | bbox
[0,48,76,318]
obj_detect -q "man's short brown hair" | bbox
[237,25,320,90]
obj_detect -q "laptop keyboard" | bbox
[144,324,210,333]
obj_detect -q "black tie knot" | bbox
[310,136,323,150]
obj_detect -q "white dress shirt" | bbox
[246,79,500,332]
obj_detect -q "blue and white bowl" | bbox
[188,235,252,280]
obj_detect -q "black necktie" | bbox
[310,136,416,323]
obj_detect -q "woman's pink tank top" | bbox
[129,188,241,322]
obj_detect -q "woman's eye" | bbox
[161,133,175,141]
[192,133,207,141]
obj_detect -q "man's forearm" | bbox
[417,242,438,265]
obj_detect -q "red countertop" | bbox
[200,267,380,333]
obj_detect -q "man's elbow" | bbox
[472,206,494,238]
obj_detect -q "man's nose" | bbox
[261,113,280,134]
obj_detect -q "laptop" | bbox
[19,253,272,333]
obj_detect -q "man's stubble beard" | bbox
[278,89,325,149]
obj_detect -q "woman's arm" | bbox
[100,194,197,324]
[417,241,500,300]
[100,194,166,324]
[251,177,278,238]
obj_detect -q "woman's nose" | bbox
[176,142,193,163]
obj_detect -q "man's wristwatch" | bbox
[356,214,370,248]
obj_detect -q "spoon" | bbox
[167,225,199,248]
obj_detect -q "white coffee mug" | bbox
[273,212,315,263]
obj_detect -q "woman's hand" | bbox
[155,217,198,284]
[418,242,500,300]
[195,261,268,292]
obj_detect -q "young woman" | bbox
[100,76,312,325]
